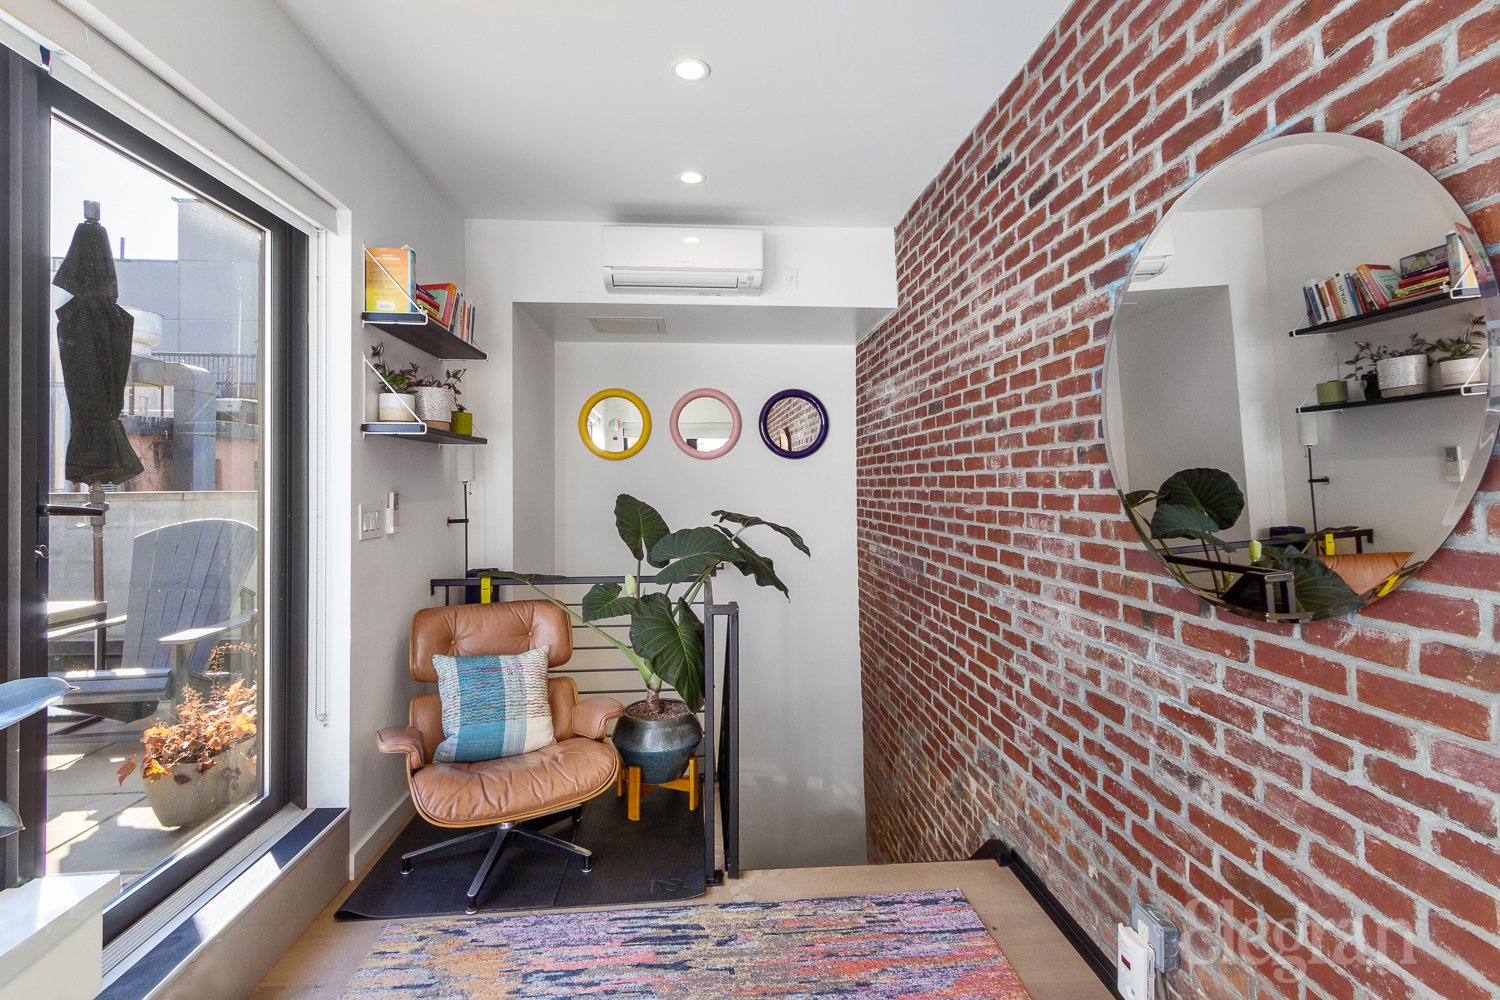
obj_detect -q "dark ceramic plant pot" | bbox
[612,700,702,784]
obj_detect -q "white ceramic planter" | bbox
[377,392,416,421]
[1438,356,1488,388]
[411,387,456,428]
[1375,355,1428,397]
[141,762,220,828]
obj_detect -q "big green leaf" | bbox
[649,527,740,585]
[1227,546,1362,619]
[614,494,671,567]
[1156,468,1245,531]
[580,582,639,622]
[724,534,790,598]
[629,593,705,712]
[711,509,811,556]
[1122,489,1155,508]
[1149,503,1229,548]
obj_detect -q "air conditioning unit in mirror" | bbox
[603,226,763,295]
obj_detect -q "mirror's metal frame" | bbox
[578,387,652,461]
[669,387,742,460]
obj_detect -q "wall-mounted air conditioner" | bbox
[603,226,763,295]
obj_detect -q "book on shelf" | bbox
[416,282,460,330]
[1300,236,1465,327]
[364,246,417,314]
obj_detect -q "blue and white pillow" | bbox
[431,647,555,763]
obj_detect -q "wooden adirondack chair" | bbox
[52,518,257,723]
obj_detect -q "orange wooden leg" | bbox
[627,765,642,822]
[616,765,625,797]
[687,756,699,811]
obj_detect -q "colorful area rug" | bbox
[341,888,1031,999]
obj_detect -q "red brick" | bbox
[1322,0,1404,54]
[1364,756,1497,836]
[1310,770,1421,842]
[1459,7,1500,60]
[1403,53,1500,138]
[1419,641,1500,692]
[1390,0,1483,53]
[1273,37,1375,123]
[1356,671,1494,740]
[1431,741,1500,797]
[1307,697,1417,757]
[1252,640,1349,694]
[1365,838,1499,932]
[1300,620,1410,670]
[1325,45,1445,131]
[1431,914,1500,987]
[1309,843,1416,925]
[1360,590,1481,637]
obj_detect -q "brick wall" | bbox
[856,3,1500,998]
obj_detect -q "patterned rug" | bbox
[342,888,1032,999]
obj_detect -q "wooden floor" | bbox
[251,854,1109,999]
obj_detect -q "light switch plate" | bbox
[357,504,383,541]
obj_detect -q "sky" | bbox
[50,119,186,260]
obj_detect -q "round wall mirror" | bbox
[759,390,829,459]
[670,388,742,459]
[579,388,651,460]
[1103,132,1498,623]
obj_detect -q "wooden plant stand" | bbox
[617,757,699,822]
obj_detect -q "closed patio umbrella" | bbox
[53,201,143,487]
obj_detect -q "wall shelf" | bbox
[362,312,486,360]
[360,421,487,445]
[1288,288,1477,337]
[1296,386,1477,414]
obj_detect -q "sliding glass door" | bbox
[1,45,306,940]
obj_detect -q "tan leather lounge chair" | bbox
[376,600,624,913]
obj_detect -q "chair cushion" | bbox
[432,648,555,762]
[409,737,620,826]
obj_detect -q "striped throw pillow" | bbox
[431,647,556,763]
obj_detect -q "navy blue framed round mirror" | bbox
[759,389,828,459]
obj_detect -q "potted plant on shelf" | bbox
[409,367,466,431]
[370,342,419,421]
[1345,333,1433,398]
[116,680,257,828]
[502,494,809,784]
[1434,315,1489,388]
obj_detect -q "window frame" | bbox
[0,47,308,941]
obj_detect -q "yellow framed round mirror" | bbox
[578,388,652,460]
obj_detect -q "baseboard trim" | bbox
[350,795,414,879]
[971,839,1120,998]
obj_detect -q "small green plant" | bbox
[1122,468,1360,619]
[370,342,420,392]
[1434,337,1480,361]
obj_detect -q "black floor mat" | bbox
[336,784,706,920]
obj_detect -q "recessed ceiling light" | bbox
[679,171,706,185]
[672,58,711,82]
[682,236,701,244]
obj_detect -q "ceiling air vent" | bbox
[586,316,667,337]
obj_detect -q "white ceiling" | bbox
[517,301,890,345]
[275,1,1069,226]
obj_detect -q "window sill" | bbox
[0,872,119,1000]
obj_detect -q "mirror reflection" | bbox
[760,391,828,458]
[671,389,740,459]
[1104,134,1498,623]
[579,389,651,460]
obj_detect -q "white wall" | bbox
[553,340,865,868]
[6,0,469,872]
[1263,158,1482,554]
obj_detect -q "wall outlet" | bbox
[357,504,382,541]
[1116,922,1153,1000]
[1131,901,1179,973]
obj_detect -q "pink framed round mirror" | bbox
[669,388,742,459]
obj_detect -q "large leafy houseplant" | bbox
[1122,467,1360,620]
[505,494,809,717]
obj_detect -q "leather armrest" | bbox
[376,725,427,771]
[572,696,625,740]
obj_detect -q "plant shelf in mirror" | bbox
[1103,132,1499,623]
[579,388,651,460]
[758,389,828,459]
[670,388,742,459]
